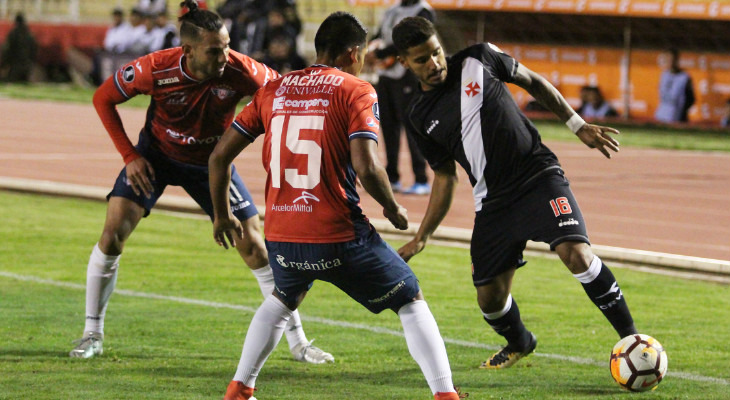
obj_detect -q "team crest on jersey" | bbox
[464,81,481,97]
[122,65,135,83]
[372,102,380,121]
[211,85,235,100]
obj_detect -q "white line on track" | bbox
[1,270,727,386]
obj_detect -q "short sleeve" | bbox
[230,51,281,89]
[347,82,380,142]
[231,89,265,142]
[112,55,154,99]
[480,43,519,83]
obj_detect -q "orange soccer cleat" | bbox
[223,380,256,400]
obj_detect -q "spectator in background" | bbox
[655,48,695,123]
[261,32,306,75]
[366,0,435,195]
[137,0,168,15]
[262,7,299,55]
[721,98,730,128]
[150,11,180,51]
[577,86,618,119]
[103,8,132,54]
[0,13,38,82]
[127,11,159,55]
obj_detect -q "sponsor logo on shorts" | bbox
[275,254,342,271]
[558,218,580,227]
[368,280,406,304]
[122,65,135,83]
[231,200,251,211]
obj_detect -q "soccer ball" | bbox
[610,334,668,391]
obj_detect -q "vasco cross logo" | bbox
[122,65,135,83]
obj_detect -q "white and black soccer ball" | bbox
[610,334,668,391]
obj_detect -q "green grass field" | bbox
[2,83,729,152]
[1,191,729,399]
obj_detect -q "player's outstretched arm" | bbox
[397,160,458,262]
[512,63,620,158]
[209,126,251,249]
[350,138,408,230]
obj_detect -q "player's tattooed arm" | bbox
[512,64,620,159]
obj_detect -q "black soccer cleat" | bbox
[480,332,537,369]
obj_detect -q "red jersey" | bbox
[98,47,278,165]
[232,66,381,243]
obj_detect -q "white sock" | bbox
[83,243,120,335]
[251,265,308,350]
[573,255,602,284]
[398,300,454,394]
[233,295,292,387]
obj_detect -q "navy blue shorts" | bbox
[266,222,420,314]
[108,132,258,221]
[471,173,590,286]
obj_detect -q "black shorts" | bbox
[470,173,590,286]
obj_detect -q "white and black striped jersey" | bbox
[405,43,562,212]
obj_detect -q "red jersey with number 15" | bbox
[106,47,278,165]
[232,66,381,243]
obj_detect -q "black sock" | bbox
[483,296,532,350]
[581,262,637,338]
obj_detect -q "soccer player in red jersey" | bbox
[69,0,333,364]
[209,12,463,400]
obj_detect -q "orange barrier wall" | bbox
[497,43,730,123]
[0,22,107,65]
[351,0,730,21]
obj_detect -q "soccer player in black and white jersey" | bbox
[392,17,639,369]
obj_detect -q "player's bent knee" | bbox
[556,242,594,274]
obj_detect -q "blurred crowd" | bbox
[217,0,306,74]
[1,2,729,129]
[0,0,307,86]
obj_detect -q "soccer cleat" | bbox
[291,339,334,364]
[69,331,103,358]
[479,332,537,369]
[403,182,431,195]
[391,181,403,193]
[434,388,469,399]
[223,380,256,400]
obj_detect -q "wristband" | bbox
[566,113,586,134]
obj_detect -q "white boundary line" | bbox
[1,271,727,386]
